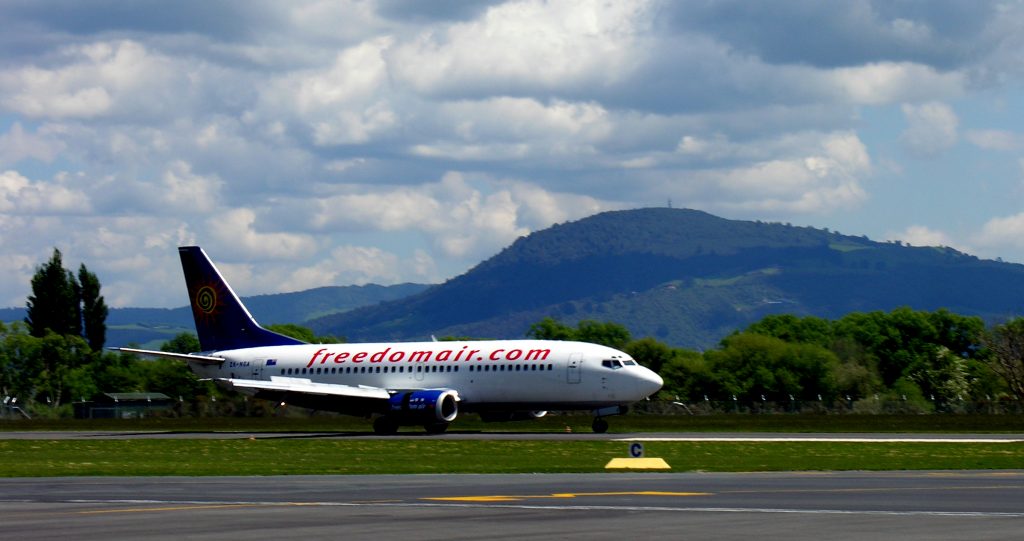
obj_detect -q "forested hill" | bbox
[309,208,1024,349]
[1,283,429,349]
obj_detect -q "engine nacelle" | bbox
[388,389,459,423]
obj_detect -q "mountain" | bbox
[1,283,429,349]
[308,208,1024,350]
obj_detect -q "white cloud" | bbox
[900,101,959,156]
[887,225,956,248]
[387,0,652,95]
[204,208,318,260]
[681,132,871,214]
[159,161,223,213]
[305,172,607,259]
[966,129,1024,151]
[281,245,406,291]
[975,213,1024,250]
[0,41,185,120]
[829,63,965,106]
[258,37,397,146]
[0,122,66,165]
[0,170,91,214]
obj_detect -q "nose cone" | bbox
[636,367,664,398]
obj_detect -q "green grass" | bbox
[1,439,1022,476]
[5,414,1024,433]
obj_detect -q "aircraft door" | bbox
[567,353,583,384]
[251,360,264,380]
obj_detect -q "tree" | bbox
[0,321,41,401]
[526,317,632,349]
[983,318,1024,404]
[161,333,201,354]
[705,333,839,404]
[625,337,675,374]
[25,248,80,339]
[33,331,88,406]
[25,249,109,352]
[78,264,108,351]
[527,317,576,341]
[576,320,631,349]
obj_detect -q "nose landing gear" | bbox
[590,405,627,433]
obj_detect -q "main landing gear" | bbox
[373,416,399,435]
[591,418,609,433]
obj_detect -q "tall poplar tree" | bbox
[78,264,108,351]
[25,248,81,339]
[24,248,108,350]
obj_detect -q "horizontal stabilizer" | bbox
[116,347,225,365]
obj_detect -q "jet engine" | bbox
[387,389,459,423]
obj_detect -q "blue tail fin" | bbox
[178,246,306,351]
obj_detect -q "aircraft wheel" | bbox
[591,418,609,434]
[424,422,449,434]
[373,416,399,435]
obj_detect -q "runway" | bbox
[3,471,1024,540]
[3,431,1023,538]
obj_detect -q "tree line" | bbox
[529,311,1024,413]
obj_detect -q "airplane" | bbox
[120,246,664,434]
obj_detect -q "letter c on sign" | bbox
[629,442,644,458]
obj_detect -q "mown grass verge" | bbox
[1,439,1023,476]
[5,413,1024,433]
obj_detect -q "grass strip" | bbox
[1,440,1022,477]
[6,414,1024,433]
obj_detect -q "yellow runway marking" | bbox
[425,491,712,502]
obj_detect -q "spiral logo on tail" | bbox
[196,286,217,314]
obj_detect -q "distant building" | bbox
[73,392,175,419]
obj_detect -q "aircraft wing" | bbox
[216,376,391,400]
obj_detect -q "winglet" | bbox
[178,246,306,351]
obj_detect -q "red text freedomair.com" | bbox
[306,346,553,368]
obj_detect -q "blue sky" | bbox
[1,0,1024,307]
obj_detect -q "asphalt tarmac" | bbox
[3,431,1023,539]
[3,471,1024,540]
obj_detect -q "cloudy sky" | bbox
[2,0,1024,308]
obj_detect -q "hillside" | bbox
[309,208,1024,349]
[1,283,429,349]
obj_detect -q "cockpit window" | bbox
[624,360,637,366]
[601,359,625,369]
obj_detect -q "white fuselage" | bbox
[189,339,663,410]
